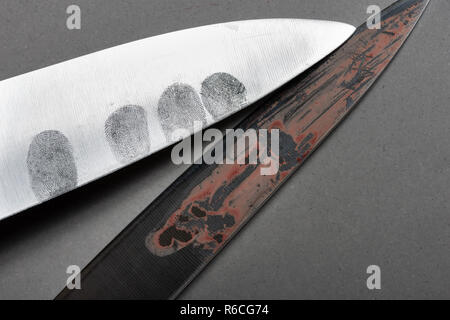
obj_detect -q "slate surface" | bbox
[0,0,448,299]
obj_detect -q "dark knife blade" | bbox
[56,0,430,299]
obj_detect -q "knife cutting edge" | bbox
[55,0,430,299]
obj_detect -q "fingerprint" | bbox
[105,105,151,164]
[157,83,206,142]
[200,72,247,120]
[27,130,78,201]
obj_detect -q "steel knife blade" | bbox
[0,18,354,220]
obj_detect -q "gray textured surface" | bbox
[0,0,448,300]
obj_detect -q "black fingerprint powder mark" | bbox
[27,130,78,201]
[105,105,151,164]
[200,72,247,120]
[157,83,207,142]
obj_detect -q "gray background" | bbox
[0,0,448,299]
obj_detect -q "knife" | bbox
[56,0,430,299]
[0,18,354,220]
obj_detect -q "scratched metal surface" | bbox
[0,17,354,220]
[0,0,449,299]
[56,0,430,299]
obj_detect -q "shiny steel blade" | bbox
[0,19,354,220]
[56,0,429,300]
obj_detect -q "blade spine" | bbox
[0,18,354,83]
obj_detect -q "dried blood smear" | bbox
[146,0,426,257]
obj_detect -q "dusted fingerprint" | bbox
[200,72,247,120]
[27,130,78,201]
[157,83,206,142]
[105,105,151,164]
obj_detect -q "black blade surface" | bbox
[56,0,430,299]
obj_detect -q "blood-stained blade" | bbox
[0,19,354,220]
[57,0,429,299]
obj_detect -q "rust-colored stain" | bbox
[146,0,428,256]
